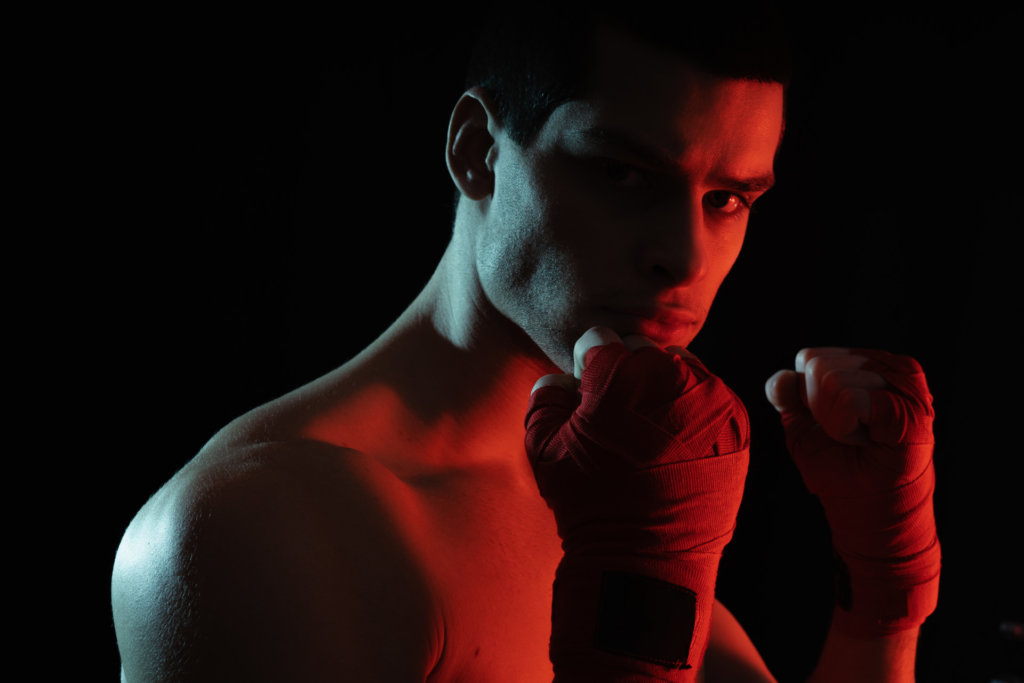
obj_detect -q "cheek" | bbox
[474,215,587,372]
[707,224,747,284]
[478,167,579,319]
[483,155,600,297]
[478,168,543,297]
[477,219,582,319]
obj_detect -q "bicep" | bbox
[112,453,441,682]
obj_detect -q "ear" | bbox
[446,88,500,201]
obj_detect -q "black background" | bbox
[76,8,1021,680]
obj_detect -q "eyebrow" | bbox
[571,126,776,193]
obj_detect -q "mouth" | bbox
[596,305,701,343]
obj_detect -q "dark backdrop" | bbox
[89,9,1021,680]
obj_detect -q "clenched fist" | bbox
[766,347,941,637]
[526,327,750,680]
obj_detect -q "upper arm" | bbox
[702,599,777,683]
[112,446,441,682]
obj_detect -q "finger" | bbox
[531,373,580,395]
[796,347,925,375]
[817,384,873,445]
[806,365,884,419]
[573,326,624,379]
[802,354,872,413]
[860,353,933,445]
[823,370,884,418]
[765,369,802,413]
[795,347,859,373]
[866,385,935,446]
[525,380,581,464]
[796,350,864,407]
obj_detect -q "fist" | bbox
[765,347,934,497]
[525,326,751,555]
[528,326,749,473]
[525,326,751,674]
[766,348,942,636]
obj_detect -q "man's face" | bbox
[475,26,785,372]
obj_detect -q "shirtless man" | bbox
[112,10,940,681]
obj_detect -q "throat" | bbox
[300,267,561,472]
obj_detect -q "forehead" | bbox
[532,25,784,173]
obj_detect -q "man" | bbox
[112,10,940,681]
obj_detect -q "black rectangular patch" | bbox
[594,571,696,669]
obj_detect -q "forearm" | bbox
[766,348,940,682]
[807,621,919,683]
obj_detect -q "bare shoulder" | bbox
[702,600,777,683]
[112,437,442,682]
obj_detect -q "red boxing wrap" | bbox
[783,350,941,638]
[525,344,749,681]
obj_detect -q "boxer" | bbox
[113,9,938,681]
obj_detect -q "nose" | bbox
[636,196,708,287]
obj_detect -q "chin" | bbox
[529,330,575,375]
[550,339,577,375]
[668,326,702,351]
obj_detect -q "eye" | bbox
[597,159,646,188]
[704,190,747,215]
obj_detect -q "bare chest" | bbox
[401,464,564,682]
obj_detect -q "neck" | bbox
[308,233,560,471]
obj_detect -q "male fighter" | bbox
[112,10,940,682]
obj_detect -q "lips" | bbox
[597,304,701,341]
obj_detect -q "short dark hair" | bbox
[465,5,792,146]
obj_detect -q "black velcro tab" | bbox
[594,571,696,669]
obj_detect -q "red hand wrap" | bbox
[783,351,941,638]
[525,344,749,680]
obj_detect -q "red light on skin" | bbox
[299,382,406,452]
[596,306,700,347]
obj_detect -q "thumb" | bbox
[765,369,802,413]
[765,369,823,458]
[532,373,580,396]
